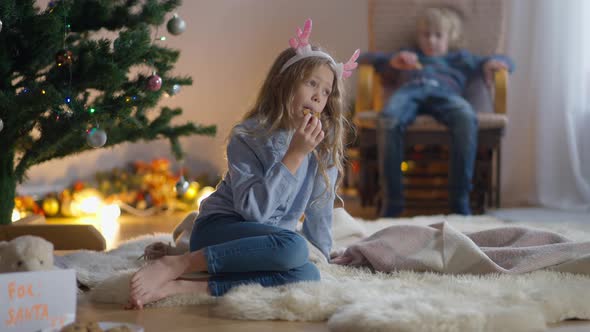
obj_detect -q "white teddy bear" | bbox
[0,235,54,273]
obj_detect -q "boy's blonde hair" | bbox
[233,46,349,203]
[417,7,464,49]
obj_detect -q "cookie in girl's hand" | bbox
[303,108,320,119]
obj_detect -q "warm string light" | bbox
[20,84,145,121]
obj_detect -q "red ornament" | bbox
[147,74,162,91]
[73,181,85,192]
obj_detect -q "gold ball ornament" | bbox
[182,181,200,201]
[42,197,60,217]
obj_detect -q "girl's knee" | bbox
[271,230,310,269]
[302,262,321,281]
[287,262,320,282]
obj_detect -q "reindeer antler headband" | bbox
[280,19,360,80]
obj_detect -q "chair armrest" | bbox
[355,64,383,114]
[494,69,508,114]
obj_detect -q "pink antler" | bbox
[289,19,313,49]
[341,49,361,79]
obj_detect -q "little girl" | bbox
[127,19,359,309]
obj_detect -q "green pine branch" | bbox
[0,0,217,224]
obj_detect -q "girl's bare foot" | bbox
[127,279,209,309]
[128,250,208,308]
[130,255,189,301]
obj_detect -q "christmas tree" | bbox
[0,0,216,224]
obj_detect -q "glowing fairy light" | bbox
[197,186,215,207]
[401,161,408,172]
[11,209,21,223]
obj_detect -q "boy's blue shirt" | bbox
[362,48,515,94]
[196,117,336,260]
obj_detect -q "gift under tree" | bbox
[0,0,216,224]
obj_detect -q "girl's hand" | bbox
[390,51,421,70]
[289,113,324,156]
[282,113,324,174]
[483,59,509,87]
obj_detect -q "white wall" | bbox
[20,0,369,194]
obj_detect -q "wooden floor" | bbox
[53,197,590,332]
[77,301,329,332]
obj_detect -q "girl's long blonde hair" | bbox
[233,46,349,204]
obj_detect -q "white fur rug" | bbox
[57,213,590,332]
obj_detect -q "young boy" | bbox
[364,7,514,217]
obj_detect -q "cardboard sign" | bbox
[0,269,76,332]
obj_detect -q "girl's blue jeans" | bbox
[377,83,478,217]
[189,213,320,296]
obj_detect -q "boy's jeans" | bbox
[377,83,478,217]
[190,214,320,296]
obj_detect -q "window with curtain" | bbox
[504,0,590,211]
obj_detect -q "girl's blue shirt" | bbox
[196,117,336,259]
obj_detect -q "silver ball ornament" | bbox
[0,20,3,33]
[87,128,107,148]
[170,84,181,96]
[167,14,186,35]
[0,118,3,133]
[175,176,190,196]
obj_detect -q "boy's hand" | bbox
[389,51,421,70]
[483,59,509,87]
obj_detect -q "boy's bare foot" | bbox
[126,279,208,309]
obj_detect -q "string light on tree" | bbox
[167,14,186,35]
[86,127,107,148]
[55,49,73,67]
[0,0,217,225]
